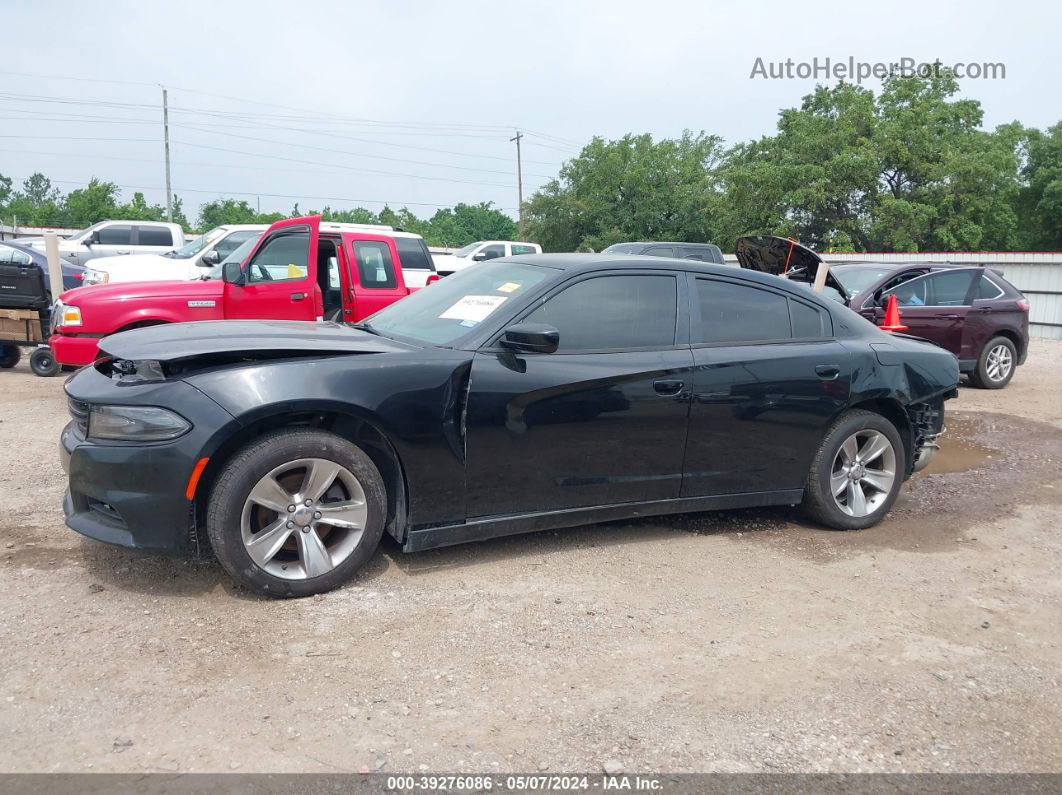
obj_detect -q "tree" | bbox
[524,132,724,252]
[198,198,259,228]
[63,179,119,227]
[1019,122,1062,249]
[21,173,59,208]
[717,71,1024,252]
[422,202,516,246]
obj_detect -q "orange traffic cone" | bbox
[880,293,909,332]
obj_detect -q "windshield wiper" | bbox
[350,322,379,336]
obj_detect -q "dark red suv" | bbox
[736,237,1031,389]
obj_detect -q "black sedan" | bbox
[60,254,959,597]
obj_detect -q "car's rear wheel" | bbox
[0,345,21,368]
[206,428,387,597]
[801,409,904,530]
[969,336,1016,389]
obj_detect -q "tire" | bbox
[801,409,905,531]
[0,345,21,369]
[206,428,387,598]
[969,336,1016,389]
[29,347,60,377]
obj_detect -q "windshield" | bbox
[830,265,899,296]
[453,242,484,258]
[166,227,225,259]
[365,261,551,346]
[602,244,637,254]
[202,236,259,280]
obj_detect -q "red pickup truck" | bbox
[48,216,435,372]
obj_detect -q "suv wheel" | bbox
[970,336,1016,389]
[207,428,387,597]
[801,409,904,530]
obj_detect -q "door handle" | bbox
[290,292,306,302]
[653,379,684,396]
[939,314,960,319]
[116,250,131,255]
[815,364,840,380]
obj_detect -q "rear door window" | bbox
[694,278,791,344]
[511,244,537,255]
[789,298,832,338]
[394,236,434,270]
[976,274,1004,300]
[352,241,398,289]
[136,226,174,246]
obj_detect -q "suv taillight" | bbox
[1018,298,1030,312]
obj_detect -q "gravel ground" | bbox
[0,341,1060,774]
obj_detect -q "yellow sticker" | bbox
[497,282,521,293]
[287,263,305,278]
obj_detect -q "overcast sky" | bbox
[1,0,1058,224]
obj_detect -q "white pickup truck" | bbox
[82,222,441,289]
[82,224,267,285]
[431,240,542,276]
[18,220,186,267]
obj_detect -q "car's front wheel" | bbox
[969,336,1016,389]
[801,409,904,530]
[207,428,387,597]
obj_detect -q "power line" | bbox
[170,122,557,179]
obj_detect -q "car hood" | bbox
[735,236,850,301]
[99,319,416,363]
[61,278,221,304]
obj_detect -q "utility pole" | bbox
[162,87,173,223]
[510,130,524,235]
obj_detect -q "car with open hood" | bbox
[735,236,1030,388]
[61,251,959,597]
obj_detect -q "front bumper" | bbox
[51,332,102,366]
[61,366,238,554]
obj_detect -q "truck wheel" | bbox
[29,348,60,377]
[206,428,387,598]
[0,345,21,368]
[969,336,1016,389]
[801,409,904,531]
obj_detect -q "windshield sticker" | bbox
[440,295,508,323]
[459,319,478,328]
[496,282,521,293]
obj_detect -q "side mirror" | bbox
[472,251,488,261]
[86,231,100,246]
[874,292,889,307]
[222,261,245,285]
[200,250,221,266]
[500,322,559,354]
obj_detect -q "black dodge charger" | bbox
[61,251,959,597]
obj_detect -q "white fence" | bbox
[722,251,1062,340]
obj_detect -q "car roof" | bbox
[319,222,423,240]
[616,241,721,248]
[831,261,972,269]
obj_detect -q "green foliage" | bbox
[1018,122,1062,249]
[524,132,724,252]
[63,178,120,227]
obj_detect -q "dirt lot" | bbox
[1,341,1060,774]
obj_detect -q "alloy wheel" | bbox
[986,344,1013,383]
[830,430,897,518]
[240,458,368,580]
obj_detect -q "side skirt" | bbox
[403,489,805,553]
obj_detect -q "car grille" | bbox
[67,397,90,435]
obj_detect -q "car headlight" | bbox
[87,405,191,441]
[83,269,109,285]
[60,305,83,327]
